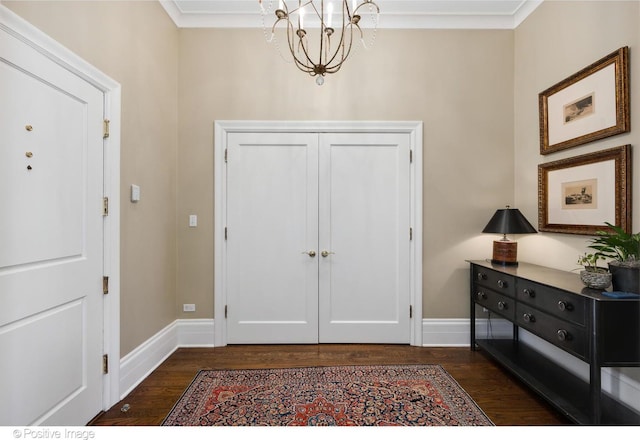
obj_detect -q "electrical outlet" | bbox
[183,304,196,312]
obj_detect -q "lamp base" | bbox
[491,240,518,266]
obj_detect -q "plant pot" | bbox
[608,261,640,293]
[579,270,612,289]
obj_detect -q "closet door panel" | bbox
[318,133,411,343]
[225,132,319,343]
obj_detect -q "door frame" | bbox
[1,6,122,412]
[214,120,423,346]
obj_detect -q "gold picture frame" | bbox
[538,145,631,235]
[539,47,629,155]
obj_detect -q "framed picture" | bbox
[538,145,631,235]
[539,47,629,155]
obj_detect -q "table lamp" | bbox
[482,205,537,266]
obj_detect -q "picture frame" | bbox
[539,47,629,155]
[538,145,631,235]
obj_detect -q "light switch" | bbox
[189,215,197,227]
[131,184,140,202]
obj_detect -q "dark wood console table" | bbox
[468,260,640,425]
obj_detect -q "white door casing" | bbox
[0,6,121,425]
[215,121,423,346]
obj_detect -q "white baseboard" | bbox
[117,317,638,414]
[421,317,512,346]
[118,319,214,400]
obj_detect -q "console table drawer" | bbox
[473,288,515,320]
[473,266,515,298]
[516,303,588,360]
[517,280,586,326]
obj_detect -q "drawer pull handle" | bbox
[477,272,487,281]
[523,313,535,323]
[523,288,535,298]
[497,279,507,288]
[497,301,507,310]
[557,329,569,341]
[557,301,572,312]
[476,291,487,300]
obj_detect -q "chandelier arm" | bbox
[354,1,380,15]
[284,19,314,74]
[321,1,349,70]
[323,21,355,71]
[278,0,307,17]
[289,2,321,71]
[294,32,319,73]
[271,16,288,35]
[318,0,326,71]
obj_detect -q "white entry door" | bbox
[0,26,105,425]
[224,130,411,344]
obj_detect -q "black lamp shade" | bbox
[482,208,537,235]
[482,207,537,266]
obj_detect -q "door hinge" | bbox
[224,148,228,163]
[410,305,413,319]
[410,227,413,240]
[103,119,110,139]
[410,150,413,163]
[103,197,109,216]
[225,305,228,319]
[225,227,228,240]
[103,276,109,294]
[102,354,109,374]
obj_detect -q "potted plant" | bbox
[576,252,611,289]
[578,252,611,289]
[587,222,640,293]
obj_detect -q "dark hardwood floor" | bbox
[89,344,569,426]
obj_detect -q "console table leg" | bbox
[590,363,601,424]
[590,304,601,424]
[470,280,476,351]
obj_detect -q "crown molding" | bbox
[159,0,543,30]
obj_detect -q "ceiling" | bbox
[160,0,543,29]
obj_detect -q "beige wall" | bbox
[514,1,640,270]
[3,0,180,356]
[176,28,515,320]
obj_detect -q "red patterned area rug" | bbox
[162,364,493,426]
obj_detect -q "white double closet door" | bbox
[225,130,412,344]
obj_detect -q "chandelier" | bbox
[259,1,380,85]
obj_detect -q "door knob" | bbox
[321,250,335,257]
[302,250,316,257]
